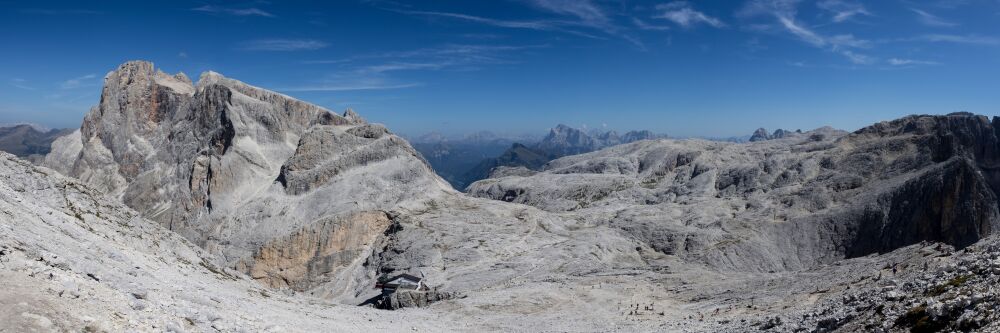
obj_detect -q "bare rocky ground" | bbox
[2,61,998,332]
[0,152,454,332]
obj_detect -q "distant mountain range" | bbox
[0,124,73,163]
[412,125,665,190]
[410,132,525,190]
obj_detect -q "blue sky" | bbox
[1,0,999,137]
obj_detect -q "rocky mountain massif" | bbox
[42,61,456,302]
[469,116,997,271]
[3,61,1000,332]
[0,124,72,163]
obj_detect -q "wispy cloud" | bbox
[816,0,872,22]
[239,39,328,51]
[738,0,801,21]
[910,8,958,27]
[654,2,726,28]
[839,50,873,64]
[397,10,605,41]
[632,18,671,31]
[776,16,825,46]
[192,5,274,17]
[400,10,556,30]
[740,0,874,64]
[360,62,451,74]
[292,44,542,92]
[523,0,646,49]
[305,44,544,66]
[60,74,97,89]
[914,34,1000,45]
[389,1,647,49]
[279,82,422,92]
[524,0,612,30]
[888,58,940,66]
[9,78,34,90]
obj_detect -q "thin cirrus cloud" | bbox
[524,0,611,28]
[389,1,645,48]
[396,10,603,40]
[913,34,1000,45]
[654,2,726,28]
[239,39,329,51]
[816,0,872,23]
[279,82,422,92]
[888,58,940,66]
[632,18,671,31]
[739,0,874,64]
[303,44,541,67]
[292,44,539,92]
[191,5,274,17]
[910,8,958,27]
[400,10,554,30]
[60,74,98,89]
[522,0,646,49]
[9,78,34,90]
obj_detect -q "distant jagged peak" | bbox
[552,124,575,131]
[749,127,770,142]
[343,108,365,124]
[540,123,667,150]
[749,127,813,142]
[544,124,588,139]
[621,129,661,143]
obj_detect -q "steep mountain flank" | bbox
[0,151,465,331]
[44,61,451,300]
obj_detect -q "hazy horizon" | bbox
[2,0,998,138]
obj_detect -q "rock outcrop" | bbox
[44,61,450,299]
[239,211,393,290]
[380,290,457,310]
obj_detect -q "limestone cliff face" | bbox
[240,211,393,290]
[46,61,449,297]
